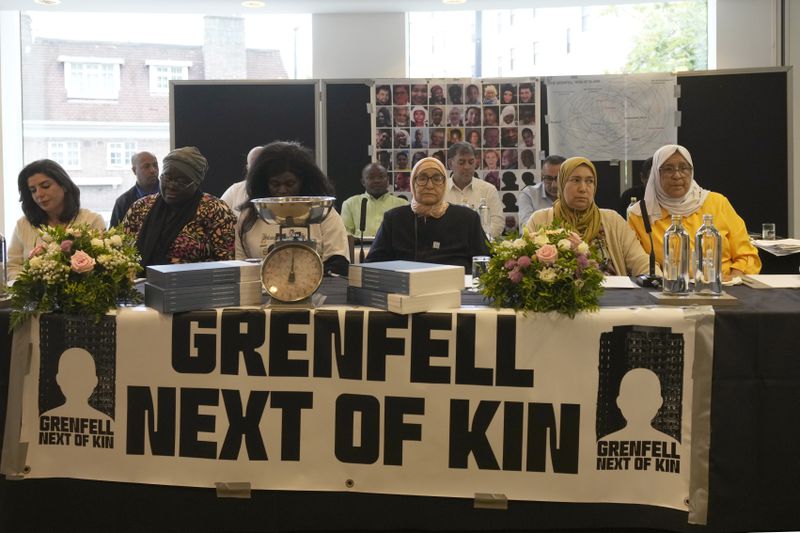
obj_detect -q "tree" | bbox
[625,1,708,73]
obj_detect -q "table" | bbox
[1,279,799,533]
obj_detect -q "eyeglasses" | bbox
[659,165,693,176]
[414,174,446,185]
[159,174,196,190]
[541,175,557,183]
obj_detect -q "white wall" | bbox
[0,11,23,237]
[716,0,779,68]
[312,13,406,79]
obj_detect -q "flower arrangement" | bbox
[478,222,605,318]
[9,224,142,329]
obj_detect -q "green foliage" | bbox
[479,222,605,318]
[625,1,708,73]
[9,224,142,330]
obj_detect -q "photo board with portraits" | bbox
[373,78,541,235]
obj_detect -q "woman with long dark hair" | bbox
[9,159,105,279]
[235,141,350,276]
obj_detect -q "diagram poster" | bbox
[546,73,678,161]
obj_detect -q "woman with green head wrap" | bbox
[525,156,653,276]
[123,146,236,270]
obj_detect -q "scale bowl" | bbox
[251,196,336,227]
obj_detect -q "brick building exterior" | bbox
[20,15,287,224]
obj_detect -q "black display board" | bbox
[541,69,790,236]
[323,82,372,209]
[171,81,318,198]
[677,70,789,237]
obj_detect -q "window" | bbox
[146,60,191,94]
[409,2,708,77]
[19,11,311,224]
[107,142,137,168]
[48,141,81,169]
[59,56,123,100]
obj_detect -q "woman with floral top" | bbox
[123,146,236,270]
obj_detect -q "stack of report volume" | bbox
[145,260,262,313]
[347,260,464,314]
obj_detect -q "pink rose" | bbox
[568,232,583,248]
[535,244,558,265]
[508,269,523,284]
[517,255,532,269]
[60,240,73,253]
[70,250,96,273]
[504,259,517,270]
[28,244,45,258]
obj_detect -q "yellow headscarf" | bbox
[410,157,449,219]
[552,156,602,242]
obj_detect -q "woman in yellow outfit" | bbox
[627,144,761,280]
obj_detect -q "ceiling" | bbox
[0,0,653,15]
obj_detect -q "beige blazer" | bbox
[526,207,653,276]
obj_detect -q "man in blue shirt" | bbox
[517,155,565,227]
[109,151,159,227]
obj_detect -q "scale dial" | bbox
[260,242,324,303]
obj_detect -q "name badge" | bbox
[433,241,440,249]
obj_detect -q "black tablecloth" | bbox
[2,281,800,533]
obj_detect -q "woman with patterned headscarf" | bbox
[526,156,652,276]
[366,157,489,270]
[123,146,236,269]
[628,144,760,280]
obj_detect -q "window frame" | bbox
[106,141,137,169]
[145,59,192,95]
[48,140,81,170]
[58,55,124,100]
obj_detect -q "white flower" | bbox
[97,254,112,265]
[533,233,549,246]
[46,242,60,253]
[109,235,123,247]
[538,267,557,282]
[576,242,590,254]
[499,240,514,250]
[28,256,43,269]
[41,233,52,243]
[557,239,572,251]
[91,238,104,248]
[512,238,526,249]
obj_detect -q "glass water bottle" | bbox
[662,215,690,294]
[478,197,491,239]
[694,214,722,294]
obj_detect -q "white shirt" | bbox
[220,181,248,217]
[235,208,350,264]
[444,176,504,238]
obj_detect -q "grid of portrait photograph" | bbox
[374,78,540,232]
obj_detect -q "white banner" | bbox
[16,306,705,512]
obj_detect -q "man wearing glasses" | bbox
[517,155,566,227]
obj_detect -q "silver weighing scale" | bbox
[250,195,336,308]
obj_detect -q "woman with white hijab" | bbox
[627,144,760,280]
[366,157,489,270]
